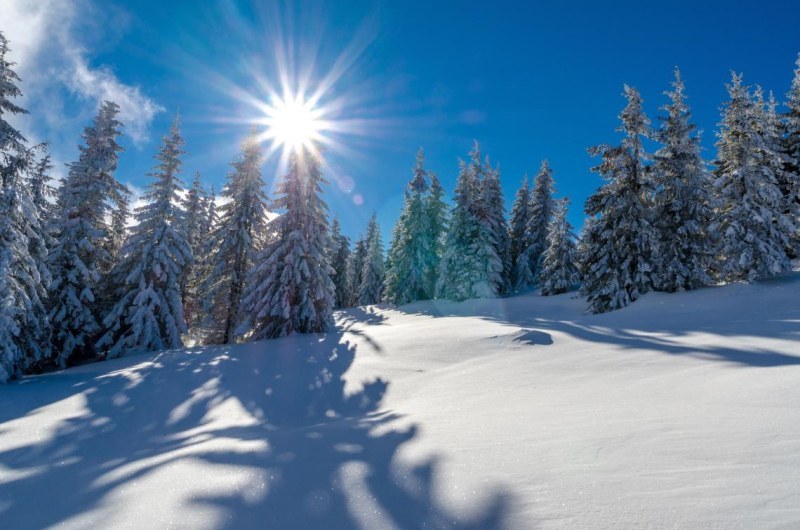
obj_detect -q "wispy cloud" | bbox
[0,0,163,153]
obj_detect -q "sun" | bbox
[261,92,325,153]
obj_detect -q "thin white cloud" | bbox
[0,0,163,148]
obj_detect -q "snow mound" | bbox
[2,274,800,528]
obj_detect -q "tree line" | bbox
[1,29,799,382]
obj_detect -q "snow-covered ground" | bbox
[2,274,800,529]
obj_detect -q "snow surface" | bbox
[2,274,800,529]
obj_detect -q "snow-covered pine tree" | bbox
[180,172,206,326]
[540,198,579,296]
[581,86,655,313]
[105,183,131,269]
[436,152,502,302]
[202,130,269,343]
[385,148,432,305]
[508,175,532,291]
[97,114,192,357]
[424,170,447,296]
[348,236,367,307]
[358,213,385,305]
[477,158,511,294]
[710,74,795,282]
[783,55,800,248]
[48,100,125,366]
[239,146,334,339]
[650,69,713,292]
[0,32,51,381]
[28,146,56,224]
[328,218,351,309]
[522,160,556,284]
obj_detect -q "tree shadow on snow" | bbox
[0,329,510,529]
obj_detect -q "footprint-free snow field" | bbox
[2,275,800,529]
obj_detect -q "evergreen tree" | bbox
[181,172,206,326]
[358,213,385,305]
[48,100,125,366]
[508,176,532,291]
[436,152,502,302]
[28,147,56,224]
[783,55,800,246]
[97,115,191,357]
[240,146,334,339]
[710,74,795,282]
[202,131,269,343]
[540,198,579,296]
[477,158,511,294]
[0,32,50,381]
[424,171,448,297]
[580,86,655,313]
[105,185,131,269]
[385,148,432,305]
[348,236,367,307]
[328,218,351,309]
[650,69,713,292]
[523,160,556,283]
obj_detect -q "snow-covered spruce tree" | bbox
[358,212,385,305]
[477,158,511,294]
[508,175,532,291]
[385,148,433,305]
[650,69,713,292]
[710,74,795,282]
[28,147,57,225]
[540,198,579,296]
[239,146,334,339]
[436,153,502,302]
[424,170,448,296]
[105,183,131,269]
[48,101,125,366]
[580,86,655,313]
[0,32,50,381]
[347,236,367,307]
[328,218,351,309]
[97,115,192,357]
[180,172,206,326]
[202,131,269,344]
[522,160,556,284]
[783,55,800,247]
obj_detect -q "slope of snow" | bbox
[2,274,800,528]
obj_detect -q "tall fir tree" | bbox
[181,172,206,326]
[424,171,448,297]
[348,236,368,307]
[240,146,334,339]
[358,213,385,305]
[328,218,351,309]
[202,130,269,343]
[477,158,511,294]
[385,148,433,305]
[97,115,192,357]
[48,100,125,366]
[710,74,795,282]
[783,55,800,249]
[508,176,532,291]
[0,32,50,381]
[580,86,655,313]
[523,160,556,284]
[436,150,502,301]
[28,146,56,224]
[650,69,714,292]
[540,198,579,296]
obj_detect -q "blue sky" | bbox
[3,0,800,241]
